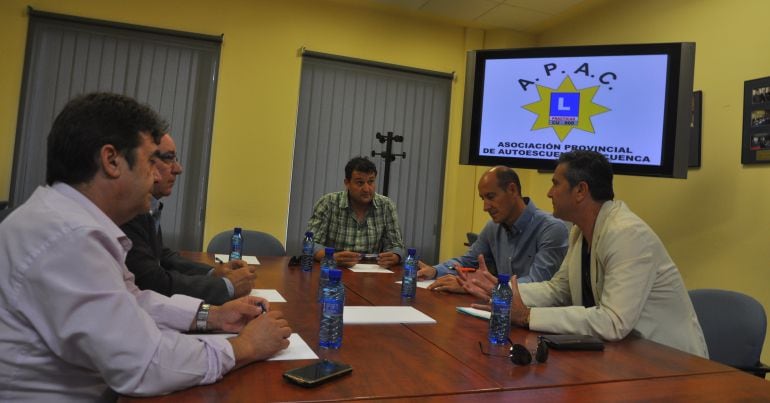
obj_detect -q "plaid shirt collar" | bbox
[338,191,382,211]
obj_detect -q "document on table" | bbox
[344,306,436,324]
[193,333,317,361]
[456,306,491,320]
[395,279,435,289]
[349,264,393,273]
[215,254,260,265]
[249,289,287,302]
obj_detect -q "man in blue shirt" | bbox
[417,166,568,293]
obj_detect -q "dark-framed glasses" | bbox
[478,337,549,365]
[155,151,179,165]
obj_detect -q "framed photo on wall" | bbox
[742,77,770,164]
[689,90,702,167]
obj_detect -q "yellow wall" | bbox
[2,0,767,365]
[0,0,532,261]
[534,0,770,365]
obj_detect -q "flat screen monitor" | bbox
[460,42,695,178]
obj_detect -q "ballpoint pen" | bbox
[257,302,268,314]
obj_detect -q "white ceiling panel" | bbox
[326,0,602,33]
[502,0,584,15]
[368,0,430,11]
[419,0,501,20]
[476,3,552,30]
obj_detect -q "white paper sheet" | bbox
[456,306,491,320]
[348,264,393,273]
[249,289,287,302]
[343,306,436,324]
[395,279,435,289]
[215,254,260,265]
[267,333,318,361]
[193,333,317,361]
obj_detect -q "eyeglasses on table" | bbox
[478,337,549,365]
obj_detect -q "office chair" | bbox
[465,232,479,247]
[0,204,12,224]
[207,230,286,256]
[689,289,770,378]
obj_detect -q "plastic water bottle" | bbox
[317,247,335,302]
[488,274,512,344]
[301,231,314,272]
[400,248,418,299]
[319,268,345,349]
[229,227,243,261]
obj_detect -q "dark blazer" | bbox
[121,213,231,305]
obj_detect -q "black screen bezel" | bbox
[461,43,694,178]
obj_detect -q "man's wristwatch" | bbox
[196,303,211,332]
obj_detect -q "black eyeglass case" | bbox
[539,334,605,351]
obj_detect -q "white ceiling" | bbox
[346,0,601,33]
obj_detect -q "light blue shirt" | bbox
[434,198,568,283]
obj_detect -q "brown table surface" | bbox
[381,372,770,402]
[120,254,769,402]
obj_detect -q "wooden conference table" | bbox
[120,254,770,402]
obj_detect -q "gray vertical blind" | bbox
[287,54,451,262]
[10,9,221,250]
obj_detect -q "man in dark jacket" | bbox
[121,133,255,304]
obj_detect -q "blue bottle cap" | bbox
[328,268,342,281]
[234,227,242,233]
[497,274,510,284]
[305,231,313,237]
[325,247,335,255]
[407,248,417,256]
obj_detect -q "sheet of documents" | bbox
[344,306,436,324]
[395,279,435,289]
[268,333,318,361]
[215,254,260,265]
[193,333,317,361]
[249,289,287,302]
[348,264,393,273]
[456,306,491,320]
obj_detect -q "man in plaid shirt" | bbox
[307,157,405,268]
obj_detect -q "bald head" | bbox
[481,166,522,196]
[478,166,526,226]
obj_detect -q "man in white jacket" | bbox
[461,150,708,358]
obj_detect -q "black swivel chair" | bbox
[0,202,12,224]
[689,289,770,378]
[465,232,479,247]
[207,230,286,256]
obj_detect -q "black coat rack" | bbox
[370,131,406,197]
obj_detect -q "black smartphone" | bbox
[283,359,353,387]
[360,253,378,262]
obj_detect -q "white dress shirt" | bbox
[0,184,235,401]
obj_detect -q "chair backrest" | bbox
[466,232,479,246]
[207,230,286,256]
[0,206,13,224]
[689,289,767,368]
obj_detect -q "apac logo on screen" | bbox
[519,63,613,141]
